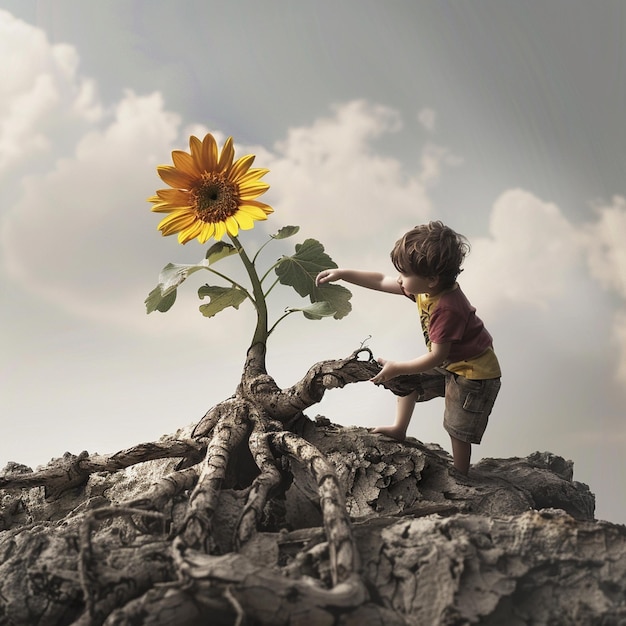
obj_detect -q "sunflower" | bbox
[148,133,273,244]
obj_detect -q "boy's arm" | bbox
[315,268,403,294]
[370,341,452,383]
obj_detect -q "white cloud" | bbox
[1,8,623,392]
[1,95,439,329]
[453,189,626,385]
[0,10,179,298]
[0,11,102,173]
[582,196,626,298]
[261,100,460,266]
[0,14,462,337]
[462,189,584,313]
[578,196,626,380]
[1,90,186,326]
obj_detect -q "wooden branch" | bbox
[0,440,206,500]
[238,348,381,422]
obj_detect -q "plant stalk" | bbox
[230,235,268,348]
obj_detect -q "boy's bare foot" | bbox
[372,425,406,441]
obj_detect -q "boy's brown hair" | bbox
[391,221,470,288]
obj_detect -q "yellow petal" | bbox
[189,135,202,156]
[234,210,255,230]
[201,134,218,171]
[149,190,193,212]
[157,210,196,235]
[240,200,274,215]
[238,181,270,200]
[238,204,270,220]
[178,221,203,244]
[155,188,192,204]
[224,215,239,236]
[198,222,216,243]
[157,165,194,189]
[228,154,255,181]
[213,221,226,241]
[157,208,193,225]
[189,135,206,173]
[171,150,199,176]
[151,203,188,214]
[237,167,269,185]
[217,137,235,171]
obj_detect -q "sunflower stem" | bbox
[230,235,268,347]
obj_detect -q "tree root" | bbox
[0,440,207,499]
[0,347,399,624]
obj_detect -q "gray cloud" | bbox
[0,4,624,525]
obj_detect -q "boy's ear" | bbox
[428,276,440,289]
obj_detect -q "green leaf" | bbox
[145,286,178,313]
[159,260,210,291]
[205,241,238,264]
[272,225,300,240]
[275,239,335,297]
[198,285,247,318]
[275,238,352,320]
[313,283,352,319]
[145,259,211,314]
[286,301,336,320]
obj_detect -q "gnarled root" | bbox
[1,347,390,625]
[268,431,358,586]
[0,440,206,500]
[170,549,368,626]
[179,398,251,552]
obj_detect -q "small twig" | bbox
[223,585,246,626]
[358,335,372,350]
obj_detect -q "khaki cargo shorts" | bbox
[400,368,501,444]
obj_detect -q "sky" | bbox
[1,1,625,524]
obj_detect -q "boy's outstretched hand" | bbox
[370,358,402,384]
[315,269,343,286]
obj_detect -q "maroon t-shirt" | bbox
[417,285,493,363]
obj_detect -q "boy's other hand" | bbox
[370,358,401,384]
[315,269,342,286]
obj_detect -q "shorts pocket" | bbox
[452,376,486,412]
[462,390,486,412]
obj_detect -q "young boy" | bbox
[315,221,501,475]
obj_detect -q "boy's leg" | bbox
[450,436,471,475]
[444,375,501,475]
[373,390,419,441]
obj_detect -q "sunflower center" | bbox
[191,172,240,223]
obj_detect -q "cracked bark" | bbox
[1,347,625,625]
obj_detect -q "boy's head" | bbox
[391,221,470,289]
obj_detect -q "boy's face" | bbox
[397,272,440,296]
